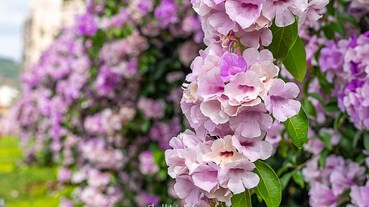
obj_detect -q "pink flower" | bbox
[299,0,329,27]
[225,0,264,29]
[248,61,279,84]
[138,97,166,119]
[197,69,225,100]
[264,79,301,122]
[239,28,273,48]
[207,10,238,36]
[169,129,205,149]
[265,121,284,145]
[232,134,273,162]
[224,71,264,106]
[205,187,232,205]
[165,149,187,178]
[181,100,221,136]
[174,175,202,205]
[191,0,225,16]
[191,163,220,192]
[218,160,259,194]
[200,98,229,124]
[229,104,273,138]
[202,135,245,165]
[309,183,338,207]
[330,162,365,196]
[219,52,247,82]
[243,48,274,66]
[350,184,369,207]
[263,0,308,27]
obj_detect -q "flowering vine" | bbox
[165,0,329,206]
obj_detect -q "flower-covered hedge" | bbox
[12,0,203,206]
[7,0,369,206]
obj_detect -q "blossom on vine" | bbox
[263,0,308,27]
[303,155,366,207]
[138,97,166,119]
[191,0,327,47]
[264,79,301,122]
[154,0,178,28]
[139,151,159,175]
[165,130,259,205]
[219,52,247,82]
[76,13,99,36]
[225,0,264,29]
[350,183,369,207]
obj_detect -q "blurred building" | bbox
[21,0,85,71]
[0,86,19,116]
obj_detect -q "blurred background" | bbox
[0,1,84,206]
[0,0,85,119]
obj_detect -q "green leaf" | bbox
[318,132,332,150]
[334,113,346,130]
[323,98,339,112]
[284,108,309,148]
[292,171,305,189]
[231,189,252,207]
[253,160,282,207]
[353,131,363,148]
[268,21,298,60]
[301,98,316,118]
[282,37,307,82]
[314,67,333,95]
[364,133,369,151]
[277,162,293,176]
[280,172,293,190]
[308,93,324,103]
[319,149,330,168]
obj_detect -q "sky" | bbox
[0,0,30,62]
[0,0,62,62]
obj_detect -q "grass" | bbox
[0,136,72,207]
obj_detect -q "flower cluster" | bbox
[171,43,301,206]
[317,32,369,130]
[166,130,261,205]
[193,0,328,46]
[303,155,368,207]
[165,0,330,206]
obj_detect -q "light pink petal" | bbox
[200,99,229,124]
[242,172,260,189]
[275,9,295,27]
[225,0,263,29]
[192,170,219,192]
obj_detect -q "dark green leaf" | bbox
[314,67,333,95]
[292,171,305,189]
[318,132,332,150]
[254,161,282,207]
[282,37,307,82]
[231,189,252,207]
[364,133,369,151]
[323,98,339,112]
[268,21,298,60]
[353,131,363,148]
[280,172,293,189]
[307,93,324,104]
[277,162,293,176]
[319,149,330,168]
[302,98,316,118]
[355,154,366,165]
[284,108,309,148]
[334,113,346,130]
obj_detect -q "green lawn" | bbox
[0,136,71,207]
